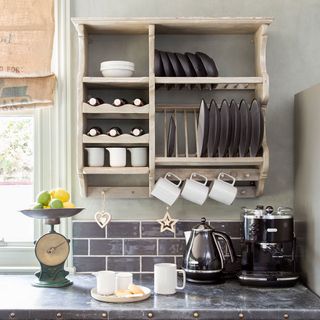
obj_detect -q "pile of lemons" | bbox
[32,188,75,209]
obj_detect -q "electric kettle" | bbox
[182,217,236,283]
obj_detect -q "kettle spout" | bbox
[184,231,191,244]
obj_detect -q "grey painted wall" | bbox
[70,0,320,220]
[294,84,320,296]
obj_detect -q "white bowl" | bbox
[101,68,134,77]
[100,60,134,69]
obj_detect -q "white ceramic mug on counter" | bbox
[208,172,237,205]
[154,263,186,295]
[93,270,116,295]
[181,173,209,205]
[85,147,105,167]
[151,172,182,206]
[128,147,148,167]
[106,147,126,167]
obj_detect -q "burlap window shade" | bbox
[0,0,56,111]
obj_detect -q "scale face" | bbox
[20,208,84,288]
[35,232,69,266]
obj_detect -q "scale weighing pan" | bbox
[21,208,84,225]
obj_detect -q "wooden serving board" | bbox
[91,286,151,303]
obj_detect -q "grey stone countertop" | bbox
[0,274,320,320]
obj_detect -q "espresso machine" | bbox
[238,205,299,287]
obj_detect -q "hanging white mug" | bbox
[105,147,126,167]
[85,148,105,167]
[208,172,237,205]
[181,173,209,205]
[151,172,182,206]
[128,147,148,167]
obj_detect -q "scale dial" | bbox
[35,233,69,266]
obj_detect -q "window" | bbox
[0,116,34,243]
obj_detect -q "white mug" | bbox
[154,263,186,295]
[115,272,133,290]
[151,172,182,206]
[181,173,209,205]
[106,147,126,167]
[208,172,237,205]
[128,147,148,167]
[85,147,105,167]
[93,270,116,295]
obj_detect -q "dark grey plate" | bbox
[196,51,219,90]
[167,52,185,89]
[155,49,164,76]
[185,52,206,90]
[218,99,231,157]
[176,52,196,90]
[239,99,252,157]
[195,52,219,77]
[249,99,263,157]
[207,99,220,157]
[229,99,241,157]
[167,116,176,157]
[197,99,209,157]
[159,51,174,90]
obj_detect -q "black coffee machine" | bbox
[238,206,299,287]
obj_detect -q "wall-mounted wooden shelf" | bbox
[73,17,271,198]
[83,77,149,88]
[82,133,149,145]
[83,167,149,175]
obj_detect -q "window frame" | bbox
[0,0,72,272]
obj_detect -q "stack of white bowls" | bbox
[100,61,135,77]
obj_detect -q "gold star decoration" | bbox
[157,207,178,233]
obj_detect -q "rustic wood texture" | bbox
[73,17,271,198]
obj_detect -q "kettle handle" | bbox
[213,231,236,263]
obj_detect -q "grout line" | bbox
[105,256,108,270]
[73,219,242,223]
[139,221,142,238]
[122,239,124,256]
[156,238,159,255]
[88,239,90,255]
[73,254,181,258]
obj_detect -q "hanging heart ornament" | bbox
[94,191,112,228]
[95,210,111,228]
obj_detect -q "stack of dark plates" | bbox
[155,50,218,90]
[197,98,264,157]
[166,99,264,158]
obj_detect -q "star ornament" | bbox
[157,207,178,233]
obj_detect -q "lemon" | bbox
[63,202,75,208]
[50,189,55,198]
[43,206,50,209]
[53,188,70,203]
[36,191,51,206]
[49,198,63,209]
[32,202,43,209]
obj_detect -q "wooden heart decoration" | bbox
[95,210,111,228]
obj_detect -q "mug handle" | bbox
[218,172,236,186]
[176,269,186,290]
[191,172,208,186]
[165,172,182,187]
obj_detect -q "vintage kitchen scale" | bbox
[20,208,84,288]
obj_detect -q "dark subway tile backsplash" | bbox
[73,222,105,238]
[159,239,186,255]
[73,257,105,272]
[124,239,157,255]
[141,221,174,238]
[90,239,123,256]
[108,257,140,272]
[107,221,140,238]
[72,239,88,255]
[72,220,241,272]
